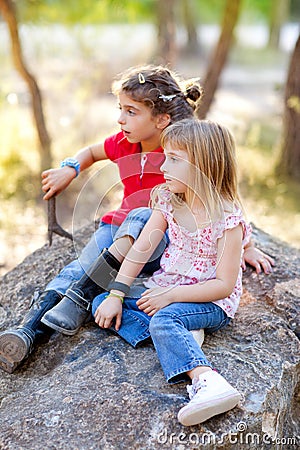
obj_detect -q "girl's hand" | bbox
[242,245,275,274]
[137,287,175,316]
[41,167,77,200]
[94,295,123,331]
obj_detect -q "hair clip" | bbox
[158,94,177,102]
[138,73,145,84]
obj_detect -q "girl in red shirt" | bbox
[0,65,273,373]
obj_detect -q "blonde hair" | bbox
[157,118,243,221]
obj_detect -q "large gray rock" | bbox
[0,224,299,450]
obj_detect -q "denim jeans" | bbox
[46,221,119,294]
[92,291,231,384]
[150,302,230,383]
[113,207,169,273]
[47,207,168,295]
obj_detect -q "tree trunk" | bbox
[268,0,290,49]
[155,0,177,66]
[196,0,242,119]
[0,0,52,172]
[182,0,199,54]
[279,32,300,180]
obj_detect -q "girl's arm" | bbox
[94,209,168,330]
[113,209,168,286]
[137,224,243,315]
[42,142,107,200]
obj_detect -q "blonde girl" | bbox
[93,118,251,426]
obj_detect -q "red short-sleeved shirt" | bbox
[101,132,165,225]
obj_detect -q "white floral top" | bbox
[144,191,252,318]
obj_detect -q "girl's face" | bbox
[118,92,165,151]
[160,144,190,194]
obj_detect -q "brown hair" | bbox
[112,65,203,123]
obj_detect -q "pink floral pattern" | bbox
[144,191,252,318]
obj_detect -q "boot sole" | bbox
[178,392,241,426]
[0,332,30,374]
[41,317,81,336]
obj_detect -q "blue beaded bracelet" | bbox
[60,158,80,177]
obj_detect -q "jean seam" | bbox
[206,316,230,333]
[123,308,150,328]
[156,304,225,325]
[167,359,211,383]
[130,330,151,347]
[179,316,205,361]
[55,274,80,281]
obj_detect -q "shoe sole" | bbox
[178,392,241,426]
[0,332,30,373]
[40,317,80,336]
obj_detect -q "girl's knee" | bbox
[149,309,174,334]
[126,207,152,221]
[113,207,152,243]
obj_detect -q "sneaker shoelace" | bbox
[187,377,208,400]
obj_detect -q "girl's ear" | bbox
[156,114,171,130]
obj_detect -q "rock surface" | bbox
[0,224,299,450]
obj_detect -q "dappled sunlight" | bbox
[237,143,300,248]
[0,201,47,276]
[0,23,299,275]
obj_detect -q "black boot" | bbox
[0,290,62,373]
[41,249,121,336]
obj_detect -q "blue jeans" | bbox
[47,207,167,295]
[150,302,230,383]
[92,292,231,384]
[46,221,119,294]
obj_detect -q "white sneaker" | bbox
[178,370,241,426]
[190,329,205,347]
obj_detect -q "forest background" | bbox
[0,0,299,277]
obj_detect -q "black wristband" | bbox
[108,281,131,296]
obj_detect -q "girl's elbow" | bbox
[223,287,235,298]
[220,281,236,298]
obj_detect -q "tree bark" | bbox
[196,0,242,119]
[155,0,177,66]
[268,0,290,49]
[182,0,199,54]
[0,0,52,172]
[279,32,300,180]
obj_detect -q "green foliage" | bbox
[243,0,273,20]
[241,0,299,23]
[17,0,156,24]
[237,133,300,247]
[244,121,279,152]
[291,0,300,19]
[0,150,39,200]
[16,0,299,25]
